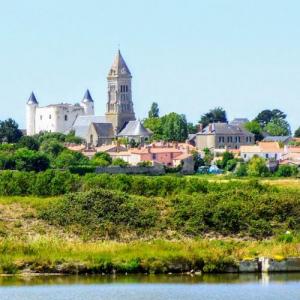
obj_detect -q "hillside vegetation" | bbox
[0,173,300,274]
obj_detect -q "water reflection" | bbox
[0,273,300,287]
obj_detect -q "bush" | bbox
[90,152,112,167]
[235,163,248,177]
[247,156,269,177]
[111,158,129,167]
[17,136,39,151]
[137,161,152,167]
[40,189,159,237]
[53,149,89,168]
[13,148,50,172]
[276,165,298,177]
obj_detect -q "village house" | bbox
[240,142,283,161]
[280,146,300,166]
[196,122,255,150]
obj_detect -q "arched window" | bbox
[65,115,68,121]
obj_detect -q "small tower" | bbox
[26,92,38,136]
[105,50,136,133]
[81,89,95,115]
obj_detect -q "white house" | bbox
[240,142,284,161]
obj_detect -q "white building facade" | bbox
[26,90,94,136]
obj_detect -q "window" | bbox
[49,115,51,119]
[238,136,241,143]
[65,115,68,121]
[266,154,269,159]
[40,115,42,120]
[219,136,225,143]
[153,154,157,160]
[246,137,249,142]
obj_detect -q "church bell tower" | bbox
[105,50,136,133]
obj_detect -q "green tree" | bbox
[265,118,291,136]
[143,117,163,141]
[187,123,197,134]
[13,148,50,172]
[17,136,39,151]
[294,127,300,138]
[203,147,213,166]
[65,131,83,144]
[40,139,64,157]
[244,121,264,141]
[90,152,112,167]
[54,149,89,168]
[161,113,188,142]
[247,156,269,177]
[255,109,286,127]
[0,119,23,143]
[199,107,227,128]
[148,102,159,118]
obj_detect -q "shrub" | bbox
[90,152,112,166]
[247,156,269,177]
[13,148,50,172]
[235,163,248,177]
[17,136,39,151]
[40,189,159,237]
[137,161,152,167]
[53,149,89,168]
[111,158,129,167]
[276,165,298,177]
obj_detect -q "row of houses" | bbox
[67,142,195,167]
[240,142,300,166]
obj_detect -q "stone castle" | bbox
[26,50,150,145]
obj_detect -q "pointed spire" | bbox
[27,92,38,105]
[108,50,131,77]
[82,89,94,103]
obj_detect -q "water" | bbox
[0,274,299,300]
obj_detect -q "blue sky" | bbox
[0,0,299,131]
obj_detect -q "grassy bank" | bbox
[0,175,300,274]
[1,238,300,275]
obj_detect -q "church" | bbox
[26,50,151,145]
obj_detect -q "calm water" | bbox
[0,274,299,300]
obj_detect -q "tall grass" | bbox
[0,237,299,274]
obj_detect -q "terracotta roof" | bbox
[131,147,183,155]
[66,144,86,152]
[173,153,192,161]
[240,142,283,154]
[95,145,127,153]
[287,147,300,153]
[109,151,131,156]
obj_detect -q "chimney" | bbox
[208,124,213,133]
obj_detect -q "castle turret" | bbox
[105,50,135,133]
[81,89,95,115]
[26,92,38,136]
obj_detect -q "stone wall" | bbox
[95,165,165,175]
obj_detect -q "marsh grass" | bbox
[0,237,299,274]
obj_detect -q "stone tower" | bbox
[80,89,95,115]
[105,50,136,133]
[26,92,38,136]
